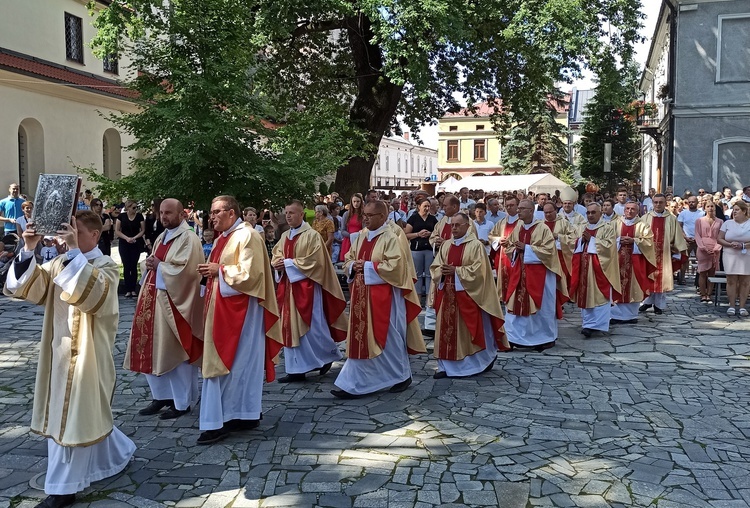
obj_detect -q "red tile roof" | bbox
[444,94,571,118]
[0,48,137,100]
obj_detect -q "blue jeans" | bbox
[411,249,434,295]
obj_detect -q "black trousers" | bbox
[118,241,141,292]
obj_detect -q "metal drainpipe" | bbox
[665,0,678,191]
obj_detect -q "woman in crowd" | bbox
[694,201,723,303]
[90,198,114,256]
[115,200,145,297]
[312,204,335,258]
[243,207,265,233]
[328,202,343,263]
[404,197,438,299]
[339,193,363,261]
[144,199,165,253]
[718,200,750,316]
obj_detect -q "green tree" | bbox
[501,93,572,180]
[576,52,642,189]
[90,0,644,200]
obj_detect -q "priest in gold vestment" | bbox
[570,203,621,338]
[4,211,135,507]
[332,201,426,398]
[430,213,509,378]
[272,201,347,383]
[196,196,283,445]
[124,199,204,420]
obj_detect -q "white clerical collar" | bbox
[622,217,636,226]
[163,221,185,243]
[653,210,667,217]
[565,211,577,218]
[288,222,305,239]
[603,213,615,221]
[507,214,518,224]
[222,218,244,237]
[523,221,536,230]
[67,247,103,261]
[367,223,388,241]
[452,232,469,246]
[586,220,603,230]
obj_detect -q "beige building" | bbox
[437,103,502,180]
[0,0,138,198]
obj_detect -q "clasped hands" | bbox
[197,262,220,277]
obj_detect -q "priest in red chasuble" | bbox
[332,201,426,399]
[571,203,621,338]
[611,202,656,324]
[125,199,204,420]
[430,213,509,378]
[504,200,569,351]
[4,212,136,507]
[196,195,282,445]
[639,193,688,315]
[271,200,347,383]
[542,202,577,292]
[488,195,520,301]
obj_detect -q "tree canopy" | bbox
[88,0,644,204]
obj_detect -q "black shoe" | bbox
[581,328,593,338]
[421,329,435,337]
[197,427,229,445]
[623,319,639,324]
[389,377,412,393]
[482,358,496,372]
[319,362,333,376]
[433,371,448,379]
[159,405,190,420]
[609,319,622,325]
[35,495,75,508]
[138,399,172,416]
[277,373,306,383]
[654,307,663,315]
[331,389,365,399]
[225,419,260,432]
[638,304,651,313]
[533,341,556,352]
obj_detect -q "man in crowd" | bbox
[430,213,508,378]
[4,212,135,507]
[332,200,426,398]
[458,187,475,210]
[489,195,520,301]
[271,200,347,383]
[533,193,548,221]
[640,193,688,314]
[542,202,576,292]
[611,202,656,324]
[613,188,629,216]
[504,200,568,351]
[473,202,493,254]
[431,195,478,250]
[486,198,506,225]
[197,195,283,444]
[558,187,587,231]
[0,182,23,235]
[642,188,656,212]
[676,195,704,284]
[601,199,618,222]
[571,203,620,338]
[125,198,204,420]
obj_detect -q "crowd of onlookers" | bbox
[3,180,750,306]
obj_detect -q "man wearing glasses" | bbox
[332,201,426,398]
[571,203,620,338]
[196,196,283,444]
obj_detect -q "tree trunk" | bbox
[334,14,404,200]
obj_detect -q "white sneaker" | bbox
[728,307,736,316]
[740,308,748,317]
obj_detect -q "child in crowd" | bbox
[40,237,59,264]
[202,229,214,260]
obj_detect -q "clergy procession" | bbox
[4,183,703,508]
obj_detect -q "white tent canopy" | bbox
[439,174,569,195]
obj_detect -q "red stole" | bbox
[347,235,393,359]
[204,230,279,381]
[506,225,547,316]
[440,221,452,240]
[130,238,202,373]
[545,220,570,287]
[613,223,649,303]
[650,216,667,292]
[493,219,518,299]
[571,228,611,308]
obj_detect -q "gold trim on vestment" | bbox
[68,267,99,306]
[89,278,109,315]
[57,308,81,443]
[19,269,46,303]
[31,426,113,448]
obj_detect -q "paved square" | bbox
[2,285,749,507]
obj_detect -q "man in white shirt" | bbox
[642,188,656,212]
[458,187,476,211]
[473,203,493,255]
[486,198,507,225]
[676,196,704,284]
[613,188,629,216]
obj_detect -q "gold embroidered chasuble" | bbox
[642,211,688,293]
[344,226,426,359]
[429,215,478,249]
[558,211,587,233]
[546,216,578,277]
[429,233,509,360]
[573,221,621,308]
[3,253,119,447]
[125,221,204,375]
[271,222,348,347]
[202,222,282,379]
[613,216,657,303]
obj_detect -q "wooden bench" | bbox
[709,276,728,306]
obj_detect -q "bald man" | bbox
[125,198,204,420]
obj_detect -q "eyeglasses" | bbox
[210,209,230,216]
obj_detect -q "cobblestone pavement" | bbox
[2,282,750,508]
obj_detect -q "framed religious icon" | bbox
[31,174,82,236]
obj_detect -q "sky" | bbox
[414,1,662,150]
